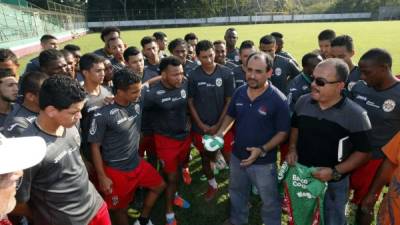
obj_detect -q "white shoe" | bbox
[133,220,154,225]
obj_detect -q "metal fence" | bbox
[0,1,87,43]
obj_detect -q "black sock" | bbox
[139,216,149,225]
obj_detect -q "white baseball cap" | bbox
[0,134,46,174]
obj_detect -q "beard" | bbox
[247,79,261,89]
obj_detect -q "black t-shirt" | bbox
[232,65,246,90]
[88,101,142,171]
[188,64,235,134]
[144,80,190,140]
[287,72,313,113]
[144,59,160,74]
[3,103,37,137]
[292,94,372,168]
[183,60,198,77]
[17,123,103,225]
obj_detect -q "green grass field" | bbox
[16,21,396,225]
[18,21,400,75]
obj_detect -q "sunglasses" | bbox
[314,77,342,87]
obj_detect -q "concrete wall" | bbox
[88,12,372,28]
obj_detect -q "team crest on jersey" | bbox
[135,104,141,114]
[216,78,223,87]
[156,90,166,95]
[347,81,356,91]
[89,119,97,135]
[110,108,119,115]
[181,89,187,98]
[383,99,396,112]
[258,106,267,116]
[111,196,119,206]
[274,67,282,76]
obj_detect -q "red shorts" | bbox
[154,134,191,174]
[139,134,156,157]
[350,159,384,204]
[279,143,289,165]
[88,202,111,225]
[103,159,163,209]
[191,130,234,154]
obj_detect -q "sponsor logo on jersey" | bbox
[156,90,166,95]
[117,117,127,125]
[347,81,356,91]
[110,108,119,115]
[89,119,97,135]
[258,106,267,116]
[302,85,309,91]
[161,97,171,103]
[383,99,396,112]
[216,78,223,87]
[274,67,282,76]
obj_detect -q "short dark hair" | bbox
[40,34,57,43]
[0,49,18,65]
[246,52,273,71]
[60,49,73,58]
[259,35,276,45]
[64,44,81,52]
[0,68,15,80]
[39,49,64,68]
[112,68,141,94]
[360,48,392,69]
[184,32,198,42]
[168,38,187,53]
[319,58,349,82]
[100,26,120,42]
[213,40,226,46]
[195,40,213,56]
[39,75,86,110]
[331,35,354,52]
[301,52,321,67]
[270,32,283,39]
[239,40,255,53]
[225,27,236,34]
[153,31,167,40]
[140,36,156,48]
[159,56,182,73]
[20,71,48,96]
[79,53,105,72]
[123,46,141,62]
[318,29,336,41]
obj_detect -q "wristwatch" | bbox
[331,166,342,181]
[259,145,267,157]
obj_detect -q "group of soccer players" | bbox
[0,25,399,225]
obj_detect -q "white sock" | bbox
[166,212,175,221]
[208,178,218,189]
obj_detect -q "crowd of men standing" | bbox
[0,25,399,225]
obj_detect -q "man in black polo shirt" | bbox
[89,69,165,225]
[93,26,120,60]
[218,52,290,225]
[144,56,191,225]
[259,35,300,95]
[213,40,238,71]
[224,28,239,64]
[188,40,235,201]
[287,53,322,112]
[349,48,400,225]
[286,58,372,225]
[331,35,361,91]
[232,40,256,90]
[141,36,161,74]
[168,38,198,77]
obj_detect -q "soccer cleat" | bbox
[173,193,190,208]
[128,208,141,219]
[182,168,192,185]
[166,218,178,225]
[204,185,218,202]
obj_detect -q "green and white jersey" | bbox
[279,162,328,225]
